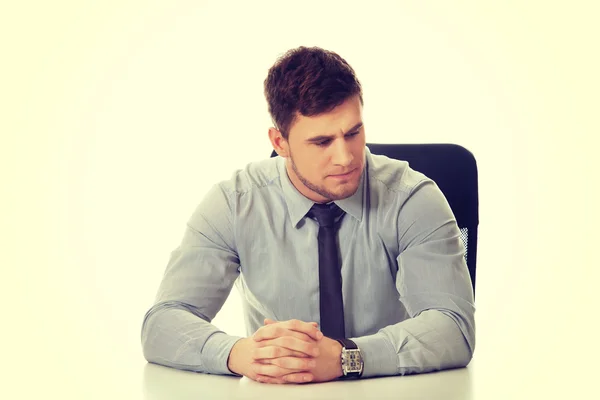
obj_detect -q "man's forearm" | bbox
[141,301,243,375]
[352,309,475,378]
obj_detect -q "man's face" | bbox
[270,95,366,203]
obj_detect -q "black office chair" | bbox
[270,143,479,296]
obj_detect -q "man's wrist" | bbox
[201,332,245,376]
[332,339,344,378]
[226,337,247,376]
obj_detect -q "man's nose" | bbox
[331,139,354,166]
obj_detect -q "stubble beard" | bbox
[289,153,359,202]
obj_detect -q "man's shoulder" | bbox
[218,156,282,195]
[366,151,431,196]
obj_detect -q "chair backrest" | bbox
[269,143,479,295]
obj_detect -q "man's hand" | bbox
[227,319,322,383]
[252,318,344,384]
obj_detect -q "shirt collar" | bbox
[278,149,369,227]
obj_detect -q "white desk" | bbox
[142,362,473,400]
[138,340,599,400]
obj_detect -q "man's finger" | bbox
[253,345,311,360]
[265,318,318,329]
[258,356,316,370]
[255,373,313,384]
[255,375,286,384]
[283,372,314,383]
[251,362,298,378]
[254,319,322,341]
[283,319,322,340]
[255,337,320,357]
[253,326,316,343]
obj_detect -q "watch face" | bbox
[342,349,363,373]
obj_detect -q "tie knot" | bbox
[309,202,345,228]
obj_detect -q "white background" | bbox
[2,1,599,398]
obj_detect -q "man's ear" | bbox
[268,127,290,158]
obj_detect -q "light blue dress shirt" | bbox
[141,146,476,378]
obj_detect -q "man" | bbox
[141,46,475,384]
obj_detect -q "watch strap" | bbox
[336,338,358,350]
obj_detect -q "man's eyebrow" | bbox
[306,122,363,143]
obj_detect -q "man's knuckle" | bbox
[288,358,299,368]
[257,364,269,375]
[253,364,263,374]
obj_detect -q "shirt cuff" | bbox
[352,332,398,378]
[201,332,244,376]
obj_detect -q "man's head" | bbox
[264,46,366,203]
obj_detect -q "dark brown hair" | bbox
[264,46,363,139]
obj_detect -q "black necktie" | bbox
[308,202,346,339]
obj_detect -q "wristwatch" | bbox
[336,338,364,378]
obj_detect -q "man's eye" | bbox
[315,131,358,146]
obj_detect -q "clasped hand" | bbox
[227,318,342,384]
